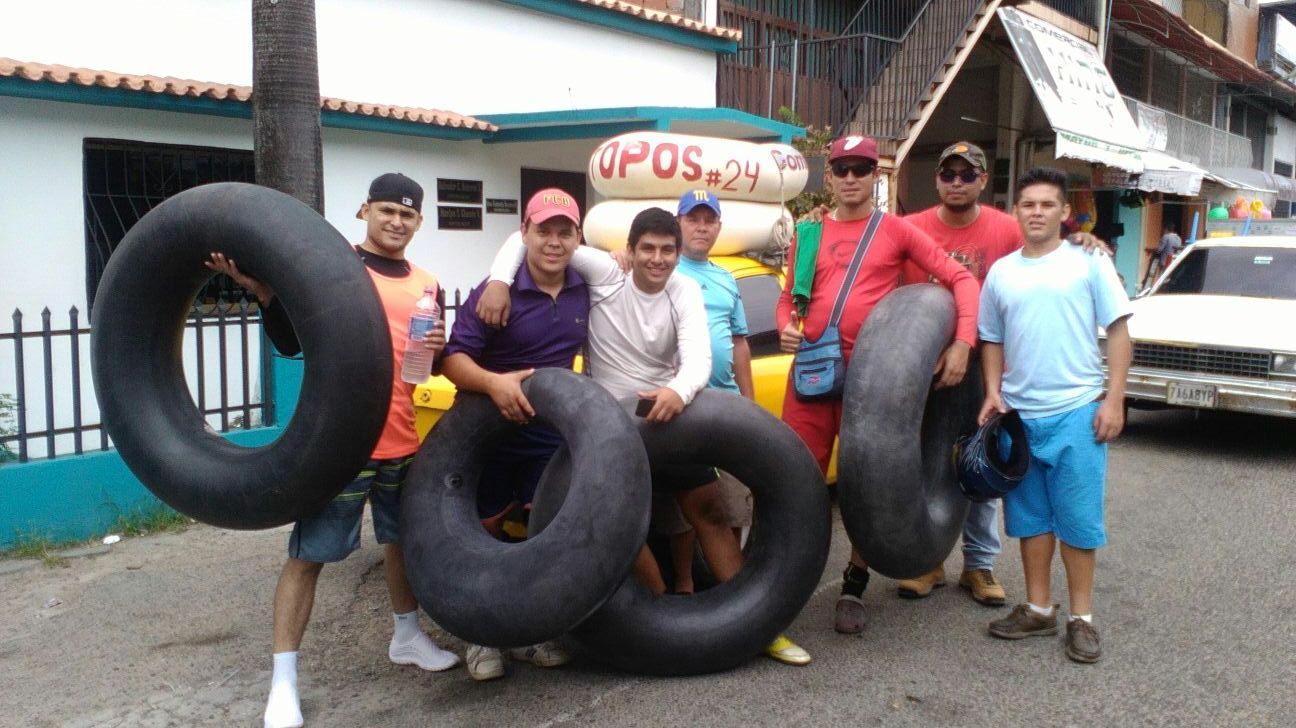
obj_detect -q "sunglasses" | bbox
[831,161,877,178]
[937,168,982,184]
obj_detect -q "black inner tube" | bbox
[838,283,976,579]
[90,183,391,530]
[531,390,830,676]
[400,368,651,649]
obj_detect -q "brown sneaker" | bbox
[834,595,866,634]
[896,565,946,599]
[1065,618,1102,663]
[959,569,1007,606]
[988,603,1059,639]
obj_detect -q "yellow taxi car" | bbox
[413,254,838,481]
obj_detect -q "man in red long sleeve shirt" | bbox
[776,135,980,635]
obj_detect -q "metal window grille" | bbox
[82,138,256,317]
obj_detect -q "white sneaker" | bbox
[263,682,303,728]
[465,644,505,681]
[508,641,571,668]
[388,632,460,672]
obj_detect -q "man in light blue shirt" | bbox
[977,168,1132,665]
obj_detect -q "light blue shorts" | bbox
[1002,401,1108,549]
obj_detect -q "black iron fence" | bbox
[1,302,268,463]
[1,291,469,465]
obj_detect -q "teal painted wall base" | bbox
[0,426,285,549]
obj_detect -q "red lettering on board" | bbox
[618,141,650,178]
[681,145,703,181]
[652,143,679,179]
[597,141,620,179]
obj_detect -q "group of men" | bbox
[212,132,1133,728]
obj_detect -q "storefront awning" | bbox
[999,7,1145,173]
[1137,150,1205,196]
[1206,167,1295,202]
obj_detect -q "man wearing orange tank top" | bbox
[208,173,458,728]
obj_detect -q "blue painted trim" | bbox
[0,76,492,141]
[494,0,737,54]
[0,426,285,549]
[481,106,805,144]
[484,119,658,143]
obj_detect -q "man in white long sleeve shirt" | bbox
[477,207,751,595]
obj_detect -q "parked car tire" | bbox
[531,390,830,675]
[401,368,651,649]
[838,283,975,579]
[90,182,391,530]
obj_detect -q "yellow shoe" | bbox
[764,635,811,666]
[896,565,946,599]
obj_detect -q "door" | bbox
[520,168,588,224]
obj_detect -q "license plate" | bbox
[1166,382,1217,408]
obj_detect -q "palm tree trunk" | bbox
[252,0,324,215]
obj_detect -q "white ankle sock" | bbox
[1070,613,1093,624]
[393,610,422,643]
[271,651,298,688]
[1027,602,1055,617]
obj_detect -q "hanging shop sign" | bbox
[999,7,1144,173]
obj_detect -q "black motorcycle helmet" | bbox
[955,410,1030,502]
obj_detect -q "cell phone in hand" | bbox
[635,398,654,418]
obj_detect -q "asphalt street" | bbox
[1,407,1293,727]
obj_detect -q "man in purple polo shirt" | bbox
[441,188,589,682]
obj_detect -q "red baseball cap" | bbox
[524,188,581,226]
[828,135,879,163]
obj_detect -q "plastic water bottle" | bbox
[400,286,439,384]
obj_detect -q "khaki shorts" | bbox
[650,470,753,536]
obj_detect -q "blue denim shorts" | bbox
[287,456,410,563]
[1002,401,1108,549]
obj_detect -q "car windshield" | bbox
[737,273,783,357]
[1154,247,1296,300]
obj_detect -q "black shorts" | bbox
[651,463,719,492]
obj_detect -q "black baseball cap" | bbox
[363,172,423,214]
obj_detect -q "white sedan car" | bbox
[1107,236,1296,419]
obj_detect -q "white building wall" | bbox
[1,0,717,114]
[1273,114,1296,167]
[0,95,605,456]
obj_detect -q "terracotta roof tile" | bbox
[573,0,742,41]
[0,58,496,132]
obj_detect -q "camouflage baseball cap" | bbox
[938,141,987,171]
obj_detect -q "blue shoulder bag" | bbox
[792,209,883,402]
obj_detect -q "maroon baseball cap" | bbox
[524,188,581,226]
[828,135,879,163]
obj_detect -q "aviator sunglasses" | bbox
[937,168,982,184]
[831,161,877,178]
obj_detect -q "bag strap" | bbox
[827,209,884,328]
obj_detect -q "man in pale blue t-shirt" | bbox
[977,168,1132,665]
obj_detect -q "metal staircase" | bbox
[852,0,999,165]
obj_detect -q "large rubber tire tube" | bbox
[90,183,391,530]
[400,368,651,649]
[531,390,830,676]
[838,283,978,579]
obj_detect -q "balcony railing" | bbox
[1035,0,1101,27]
[1124,96,1252,169]
[717,0,923,131]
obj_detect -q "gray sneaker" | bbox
[988,603,1059,639]
[1065,618,1102,663]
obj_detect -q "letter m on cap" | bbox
[692,190,709,201]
